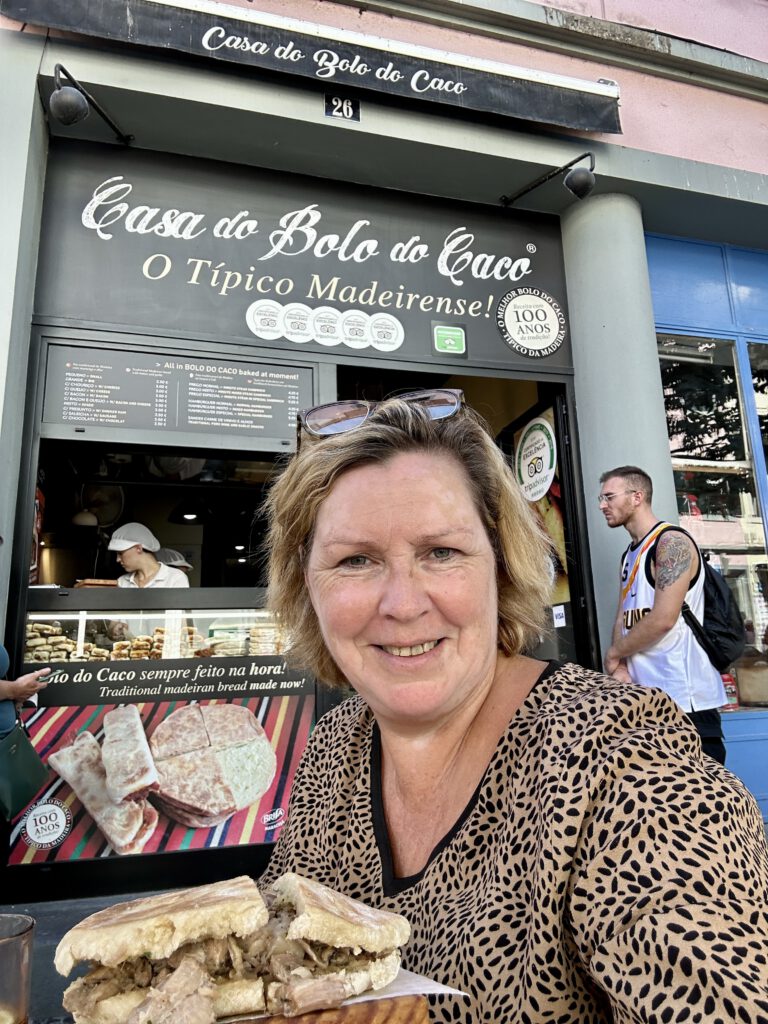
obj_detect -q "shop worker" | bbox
[156,547,194,575]
[108,523,189,589]
[600,465,727,763]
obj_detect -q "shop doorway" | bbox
[22,367,595,668]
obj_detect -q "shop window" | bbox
[32,439,277,590]
[658,334,768,706]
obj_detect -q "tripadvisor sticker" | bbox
[514,417,557,501]
[496,287,566,358]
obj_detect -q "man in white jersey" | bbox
[600,466,727,764]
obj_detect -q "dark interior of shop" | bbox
[35,438,276,589]
[32,365,566,591]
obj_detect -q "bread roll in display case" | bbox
[8,587,329,899]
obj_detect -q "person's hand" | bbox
[2,667,51,702]
[603,646,622,675]
[610,662,634,685]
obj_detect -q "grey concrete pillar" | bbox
[0,28,48,632]
[561,192,677,660]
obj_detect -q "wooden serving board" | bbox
[255,996,430,1024]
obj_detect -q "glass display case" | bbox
[7,588,323,899]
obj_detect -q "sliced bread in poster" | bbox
[148,704,209,760]
[101,704,159,803]
[149,703,277,827]
[49,732,158,856]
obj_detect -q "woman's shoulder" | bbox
[531,661,697,756]
[307,692,371,750]
[542,660,684,714]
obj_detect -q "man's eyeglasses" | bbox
[297,389,464,443]
[598,490,636,506]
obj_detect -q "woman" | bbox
[1,643,49,862]
[0,644,50,738]
[260,390,768,1023]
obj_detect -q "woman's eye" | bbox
[341,554,369,567]
[431,547,455,561]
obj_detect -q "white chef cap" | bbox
[108,523,161,552]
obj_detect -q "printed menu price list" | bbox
[154,377,170,428]
[183,370,302,434]
[44,346,313,445]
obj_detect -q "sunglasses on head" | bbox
[296,388,464,444]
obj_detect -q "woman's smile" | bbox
[379,639,442,657]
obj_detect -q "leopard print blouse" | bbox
[259,661,768,1023]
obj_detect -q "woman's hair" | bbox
[263,397,554,688]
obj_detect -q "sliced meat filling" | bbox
[63,933,264,1016]
[126,955,215,1024]
[260,897,398,1016]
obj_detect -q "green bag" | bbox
[0,713,50,821]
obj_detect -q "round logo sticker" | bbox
[369,313,404,353]
[245,299,284,341]
[340,310,371,350]
[281,303,314,345]
[311,306,343,347]
[21,799,72,850]
[514,417,557,501]
[496,288,567,358]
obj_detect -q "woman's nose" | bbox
[378,565,431,620]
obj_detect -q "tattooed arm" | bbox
[606,531,697,662]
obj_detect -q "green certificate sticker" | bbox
[433,325,466,354]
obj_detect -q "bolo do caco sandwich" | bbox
[55,872,411,1023]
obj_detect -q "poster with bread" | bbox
[7,636,314,866]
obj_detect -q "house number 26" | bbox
[324,95,361,121]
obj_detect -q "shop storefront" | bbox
[3,136,597,898]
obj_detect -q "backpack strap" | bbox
[620,523,669,603]
[645,523,703,589]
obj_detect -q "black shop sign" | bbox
[35,142,573,372]
[0,0,620,133]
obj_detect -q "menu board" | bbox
[42,345,313,445]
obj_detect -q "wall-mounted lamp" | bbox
[500,152,596,207]
[48,64,133,145]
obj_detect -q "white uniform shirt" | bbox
[117,562,189,588]
[620,523,726,712]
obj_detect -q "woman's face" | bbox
[305,451,500,726]
[116,545,142,571]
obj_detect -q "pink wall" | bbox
[539,0,768,63]
[235,0,768,174]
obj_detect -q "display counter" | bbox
[5,588,326,900]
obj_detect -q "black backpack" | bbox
[681,552,746,673]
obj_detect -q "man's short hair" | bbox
[599,466,653,503]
